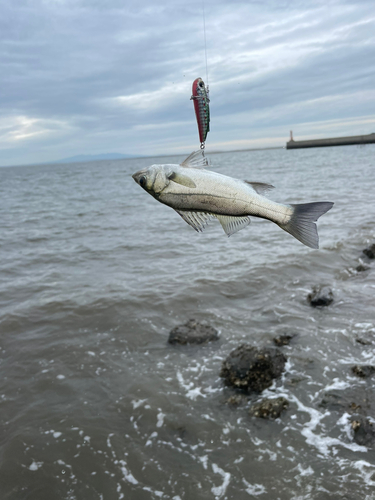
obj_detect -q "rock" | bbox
[356,263,370,272]
[363,243,375,259]
[307,285,333,307]
[352,365,375,378]
[351,416,375,447]
[355,337,373,346]
[220,344,287,393]
[224,394,247,406]
[319,392,363,413]
[273,334,296,347]
[249,397,289,419]
[168,319,219,345]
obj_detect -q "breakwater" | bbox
[286,132,375,149]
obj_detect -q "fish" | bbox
[190,78,210,145]
[132,151,333,249]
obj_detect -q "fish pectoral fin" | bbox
[174,210,214,232]
[215,215,251,237]
[168,172,196,189]
[180,150,210,169]
[244,181,275,195]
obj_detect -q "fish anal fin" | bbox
[215,215,251,237]
[180,150,210,169]
[174,210,214,232]
[244,181,275,195]
[168,172,196,189]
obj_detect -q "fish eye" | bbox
[139,176,146,187]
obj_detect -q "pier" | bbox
[286,131,375,149]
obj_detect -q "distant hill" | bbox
[54,153,139,164]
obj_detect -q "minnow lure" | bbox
[191,78,210,149]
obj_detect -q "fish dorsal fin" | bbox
[174,210,214,232]
[244,181,275,195]
[180,150,210,169]
[168,172,196,189]
[215,215,251,236]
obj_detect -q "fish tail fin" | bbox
[280,202,333,249]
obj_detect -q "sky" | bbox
[1,0,375,166]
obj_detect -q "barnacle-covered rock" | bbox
[220,344,286,393]
[168,319,219,345]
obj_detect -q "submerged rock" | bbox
[168,319,219,345]
[356,263,370,272]
[363,243,375,259]
[220,344,287,393]
[319,392,363,413]
[307,285,333,307]
[249,397,289,419]
[352,365,375,378]
[355,337,373,346]
[273,334,296,347]
[224,394,248,407]
[351,416,375,447]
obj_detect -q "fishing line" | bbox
[190,0,211,153]
[202,0,209,88]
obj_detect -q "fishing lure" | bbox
[191,78,210,149]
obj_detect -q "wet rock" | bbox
[319,392,363,413]
[351,416,375,447]
[224,394,248,406]
[356,263,370,272]
[273,334,296,347]
[220,344,287,393]
[363,243,375,259]
[249,397,289,419]
[168,319,219,345]
[355,337,373,346]
[307,285,333,307]
[351,365,375,378]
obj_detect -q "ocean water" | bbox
[0,145,375,500]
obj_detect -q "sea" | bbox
[0,145,375,500]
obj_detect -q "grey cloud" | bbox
[0,0,374,165]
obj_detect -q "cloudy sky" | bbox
[1,0,375,166]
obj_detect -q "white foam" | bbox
[176,370,193,391]
[29,461,43,471]
[176,370,205,400]
[156,411,165,428]
[143,487,163,497]
[242,478,266,496]
[296,464,314,476]
[353,460,375,487]
[53,432,62,438]
[199,455,208,470]
[56,374,65,380]
[290,394,367,456]
[131,399,147,410]
[107,433,114,448]
[211,463,231,498]
[322,378,351,392]
[186,387,205,400]
[119,459,138,485]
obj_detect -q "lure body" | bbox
[191,78,210,146]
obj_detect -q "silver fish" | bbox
[132,151,333,248]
